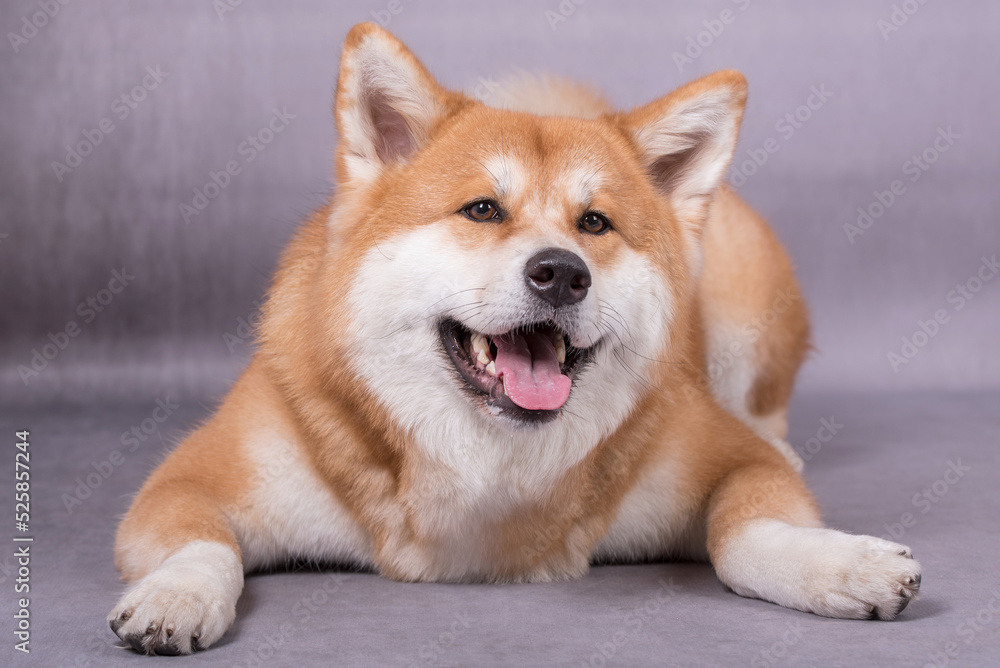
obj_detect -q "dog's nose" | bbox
[524,248,591,308]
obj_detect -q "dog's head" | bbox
[323,24,745,446]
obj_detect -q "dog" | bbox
[108,23,920,655]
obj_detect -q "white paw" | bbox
[108,541,243,654]
[804,532,921,620]
[719,522,921,620]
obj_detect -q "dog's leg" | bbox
[108,449,245,654]
[699,188,811,470]
[706,462,921,620]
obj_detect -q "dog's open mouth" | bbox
[440,319,593,423]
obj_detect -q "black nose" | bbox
[524,248,591,308]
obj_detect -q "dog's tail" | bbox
[474,72,612,118]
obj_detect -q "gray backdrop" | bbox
[2,0,998,402]
[1,2,999,667]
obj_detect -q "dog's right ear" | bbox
[334,23,454,187]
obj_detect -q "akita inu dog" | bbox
[109,23,920,655]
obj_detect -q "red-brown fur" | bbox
[109,23,918,655]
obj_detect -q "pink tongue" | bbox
[494,330,571,411]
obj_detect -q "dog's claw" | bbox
[118,622,187,655]
[109,611,129,634]
[124,632,147,654]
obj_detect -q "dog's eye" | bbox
[462,200,502,222]
[579,212,611,235]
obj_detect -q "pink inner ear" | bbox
[368,93,415,164]
[649,144,701,194]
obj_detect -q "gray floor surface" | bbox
[1,390,998,667]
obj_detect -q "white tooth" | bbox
[555,336,566,364]
[501,373,508,394]
[486,361,496,376]
[471,332,490,363]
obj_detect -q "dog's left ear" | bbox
[620,70,747,225]
[334,23,455,186]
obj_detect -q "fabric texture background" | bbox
[1,1,998,666]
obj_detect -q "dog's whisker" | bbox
[420,287,487,316]
[442,303,487,323]
[597,302,638,349]
[596,310,683,367]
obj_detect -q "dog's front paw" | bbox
[108,581,229,654]
[807,533,921,620]
[108,541,243,654]
[717,522,921,620]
